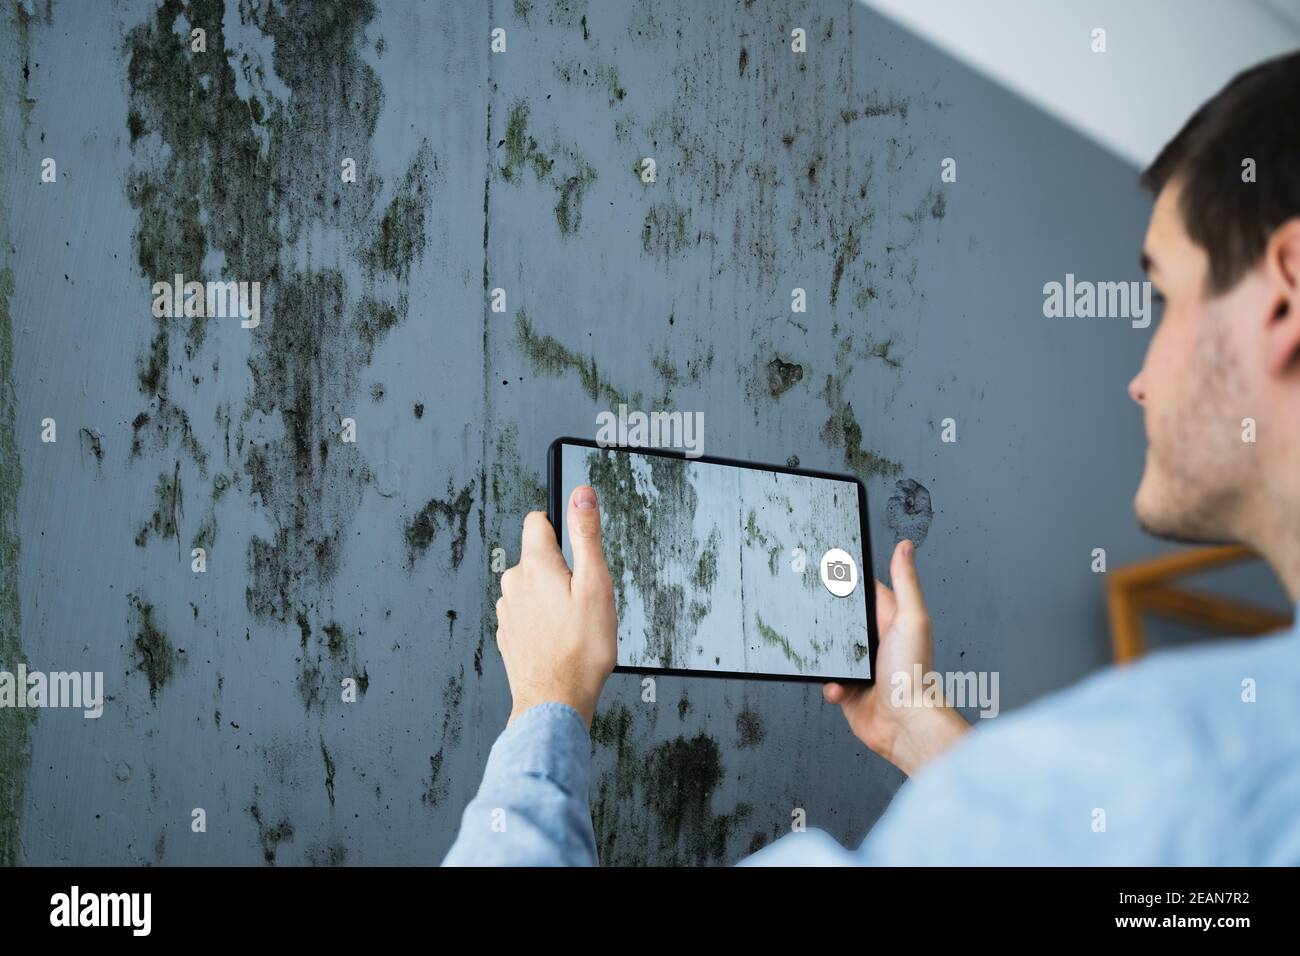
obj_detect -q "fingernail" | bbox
[573,486,597,509]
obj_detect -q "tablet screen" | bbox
[555,441,875,682]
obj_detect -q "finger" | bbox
[874,579,897,632]
[823,682,865,705]
[521,511,565,567]
[888,539,927,617]
[567,486,609,588]
[494,596,508,644]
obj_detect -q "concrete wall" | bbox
[1,0,1184,865]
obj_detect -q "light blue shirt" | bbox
[443,623,1300,866]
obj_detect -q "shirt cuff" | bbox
[481,701,593,798]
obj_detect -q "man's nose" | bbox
[1128,370,1146,406]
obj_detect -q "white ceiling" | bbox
[859,0,1300,168]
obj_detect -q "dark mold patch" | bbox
[590,711,750,866]
[249,803,295,866]
[125,3,419,720]
[555,165,598,235]
[134,463,182,554]
[735,706,766,748]
[305,841,348,866]
[0,267,31,865]
[320,739,336,807]
[421,750,447,807]
[297,620,364,712]
[364,145,434,280]
[405,480,475,569]
[355,296,403,361]
[886,478,933,547]
[128,592,179,703]
[641,202,693,259]
[79,427,105,467]
[586,448,709,668]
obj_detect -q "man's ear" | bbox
[1265,217,1300,376]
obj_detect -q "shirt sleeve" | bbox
[736,827,862,866]
[441,701,598,867]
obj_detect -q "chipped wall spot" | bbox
[886,478,933,547]
[766,356,803,397]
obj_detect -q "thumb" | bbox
[889,539,926,616]
[568,486,608,585]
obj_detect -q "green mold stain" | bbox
[553,59,626,106]
[500,102,552,182]
[512,310,631,407]
[0,267,33,866]
[820,401,902,480]
[755,611,807,672]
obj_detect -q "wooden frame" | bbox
[1106,545,1292,663]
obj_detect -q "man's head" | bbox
[1129,51,1300,569]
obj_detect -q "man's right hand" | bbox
[823,539,969,776]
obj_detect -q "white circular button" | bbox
[820,548,858,597]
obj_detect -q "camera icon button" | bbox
[820,548,858,598]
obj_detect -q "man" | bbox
[443,51,1300,866]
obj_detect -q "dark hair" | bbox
[1141,50,1300,295]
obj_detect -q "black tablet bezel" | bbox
[547,436,879,686]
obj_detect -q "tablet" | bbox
[548,438,879,684]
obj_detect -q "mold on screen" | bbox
[560,444,871,680]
